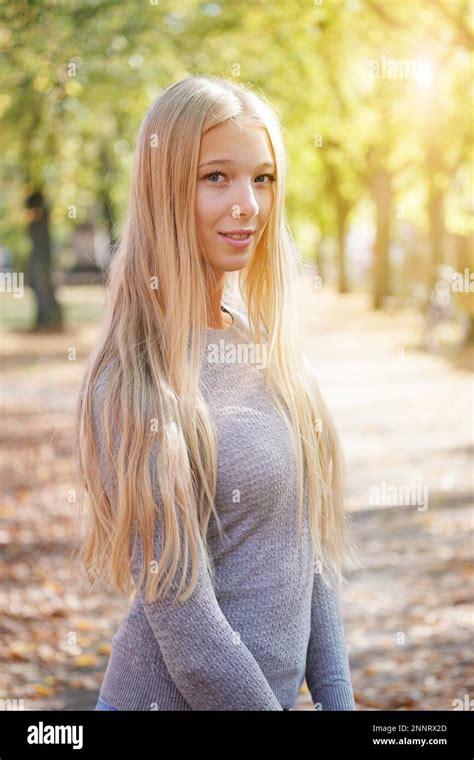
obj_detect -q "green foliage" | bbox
[0,0,472,279]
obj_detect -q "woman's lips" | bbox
[218,232,254,249]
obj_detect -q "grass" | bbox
[0,285,108,331]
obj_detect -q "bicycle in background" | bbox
[422,264,472,358]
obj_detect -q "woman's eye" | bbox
[204,171,226,183]
[203,171,276,184]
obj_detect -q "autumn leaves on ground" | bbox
[1,279,472,711]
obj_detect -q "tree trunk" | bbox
[428,179,445,289]
[336,199,349,293]
[456,232,474,343]
[102,190,117,251]
[26,190,63,330]
[99,145,118,258]
[324,159,351,294]
[371,168,392,310]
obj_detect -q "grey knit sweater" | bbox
[92,303,355,711]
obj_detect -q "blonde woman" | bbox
[75,75,360,712]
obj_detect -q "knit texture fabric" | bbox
[92,303,355,711]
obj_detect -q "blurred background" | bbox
[0,0,472,711]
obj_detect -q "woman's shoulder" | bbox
[222,301,268,341]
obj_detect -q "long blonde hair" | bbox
[74,75,360,605]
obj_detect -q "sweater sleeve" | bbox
[305,568,356,711]
[91,374,283,711]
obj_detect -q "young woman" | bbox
[75,75,360,711]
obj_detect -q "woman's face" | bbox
[195,121,276,278]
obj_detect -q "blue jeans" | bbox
[95,696,119,711]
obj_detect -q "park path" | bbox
[294,276,473,710]
[0,278,472,710]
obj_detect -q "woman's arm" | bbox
[92,376,283,711]
[131,535,283,711]
[305,568,356,710]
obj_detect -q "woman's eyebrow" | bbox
[198,159,276,170]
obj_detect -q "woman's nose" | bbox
[230,183,259,219]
